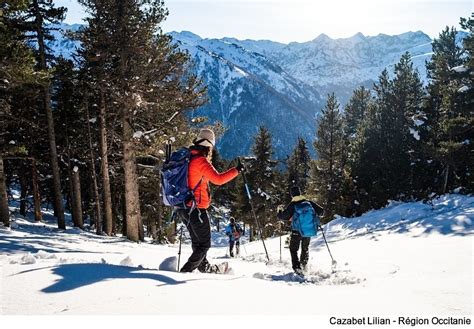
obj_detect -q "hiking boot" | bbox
[209,264,220,273]
[208,262,228,274]
[294,267,304,276]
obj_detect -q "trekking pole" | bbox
[177,225,184,272]
[279,231,282,262]
[165,141,172,162]
[239,158,270,262]
[318,224,337,265]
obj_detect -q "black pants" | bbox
[178,208,213,273]
[289,231,310,271]
[229,239,240,256]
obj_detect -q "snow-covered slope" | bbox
[1,194,472,315]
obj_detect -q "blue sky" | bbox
[56,0,472,42]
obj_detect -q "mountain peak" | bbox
[351,32,365,39]
[313,33,331,42]
[397,30,431,43]
[347,32,366,43]
[169,31,202,45]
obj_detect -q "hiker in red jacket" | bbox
[179,128,244,273]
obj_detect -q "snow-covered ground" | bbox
[0,194,472,316]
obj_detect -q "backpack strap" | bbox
[186,177,203,220]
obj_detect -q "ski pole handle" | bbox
[238,158,253,200]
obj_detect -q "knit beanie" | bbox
[194,128,215,148]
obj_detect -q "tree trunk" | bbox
[139,214,145,241]
[99,88,113,235]
[85,102,102,233]
[149,212,157,240]
[67,166,75,224]
[71,166,83,228]
[44,88,65,229]
[64,123,74,216]
[117,0,142,242]
[31,159,42,222]
[111,185,120,236]
[123,110,142,242]
[0,153,10,227]
[121,192,127,236]
[156,176,163,242]
[442,164,450,194]
[19,170,27,216]
[156,209,162,242]
[33,0,65,229]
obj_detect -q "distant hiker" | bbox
[178,129,244,273]
[225,217,243,257]
[277,186,324,275]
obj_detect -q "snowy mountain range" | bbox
[50,24,465,159]
[222,31,434,102]
[168,30,440,158]
[168,31,323,159]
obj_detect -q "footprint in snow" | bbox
[253,270,361,285]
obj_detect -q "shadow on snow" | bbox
[0,235,120,255]
[39,263,185,293]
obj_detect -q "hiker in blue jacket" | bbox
[225,217,243,257]
[277,186,324,275]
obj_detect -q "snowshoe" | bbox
[209,261,230,274]
[216,261,230,274]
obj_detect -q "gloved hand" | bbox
[235,162,245,173]
[277,205,284,213]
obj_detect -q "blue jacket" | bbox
[225,223,243,241]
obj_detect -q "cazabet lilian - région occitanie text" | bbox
[329,316,471,326]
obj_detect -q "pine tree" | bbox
[286,137,311,196]
[246,126,278,237]
[341,86,373,215]
[457,16,474,192]
[22,0,67,228]
[350,54,425,210]
[77,0,116,235]
[423,26,470,193]
[311,93,346,221]
[349,100,383,211]
[390,52,425,197]
[77,0,205,241]
[0,0,37,227]
[51,58,86,228]
[344,86,372,140]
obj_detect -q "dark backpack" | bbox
[292,201,320,237]
[160,147,201,207]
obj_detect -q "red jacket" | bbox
[188,149,238,209]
